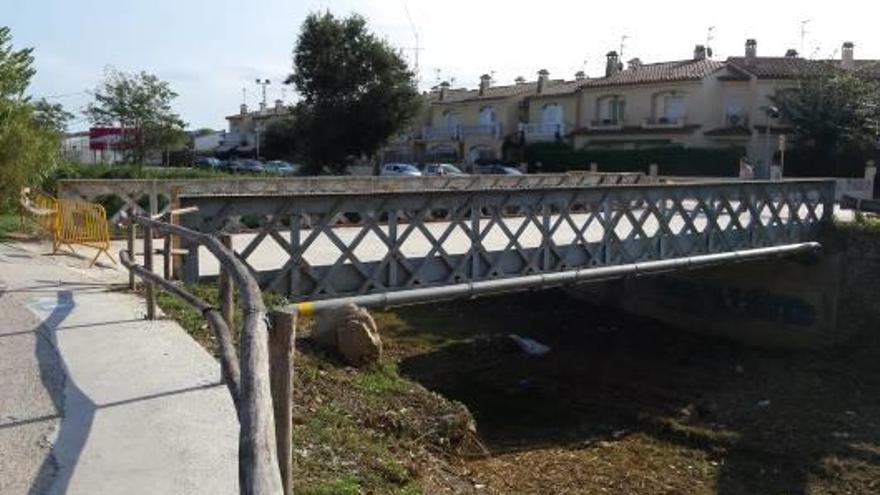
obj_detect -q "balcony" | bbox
[422,125,460,141]
[520,122,565,142]
[588,119,624,131]
[724,113,749,127]
[642,117,686,129]
[459,123,503,139]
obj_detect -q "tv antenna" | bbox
[706,26,716,57]
[255,79,271,107]
[400,0,423,85]
[619,35,629,58]
[241,88,246,105]
[800,19,811,55]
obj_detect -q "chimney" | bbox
[841,41,855,70]
[628,58,642,70]
[693,44,707,61]
[439,81,450,101]
[274,99,284,112]
[536,69,550,94]
[514,76,526,85]
[479,74,492,96]
[785,49,799,58]
[745,39,757,64]
[240,103,248,115]
[575,70,586,81]
[605,51,621,77]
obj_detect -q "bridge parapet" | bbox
[178,180,835,304]
[57,172,650,225]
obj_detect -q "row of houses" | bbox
[382,39,880,167]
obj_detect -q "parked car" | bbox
[263,160,300,176]
[480,164,523,175]
[380,163,422,177]
[228,159,265,174]
[424,163,466,176]
[194,156,222,169]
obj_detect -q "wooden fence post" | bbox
[269,308,296,495]
[219,234,234,328]
[127,208,136,291]
[144,222,156,320]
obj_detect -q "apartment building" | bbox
[217,99,293,156]
[383,39,879,167]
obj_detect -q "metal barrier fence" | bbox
[20,189,115,267]
[178,179,836,305]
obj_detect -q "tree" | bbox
[286,12,420,174]
[261,118,298,160]
[0,26,59,210]
[33,98,74,134]
[85,68,186,165]
[771,70,880,167]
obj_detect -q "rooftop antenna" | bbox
[800,19,811,55]
[254,79,270,107]
[489,70,496,84]
[241,87,247,105]
[400,0,423,86]
[706,26,716,58]
[619,35,629,59]
[434,68,442,84]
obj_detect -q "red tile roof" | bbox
[585,59,725,88]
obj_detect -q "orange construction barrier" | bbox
[20,188,116,267]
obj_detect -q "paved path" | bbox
[0,241,237,494]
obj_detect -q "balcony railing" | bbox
[724,113,750,127]
[422,125,460,141]
[642,117,687,129]
[588,119,625,130]
[459,123,503,139]
[520,122,565,142]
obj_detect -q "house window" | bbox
[662,95,686,121]
[542,104,563,124]
[478,106,496,126]
[724,94,746,126]
[598,96,625,123]
[442,110,459,128]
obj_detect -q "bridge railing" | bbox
[56,172,652,225]
[120,213,290,495]
[177,179,835,305]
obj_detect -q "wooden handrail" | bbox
[120,214,285,495]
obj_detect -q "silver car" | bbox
[424,163,466,176]
[380,163,422,177]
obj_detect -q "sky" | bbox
[6,0,880,131]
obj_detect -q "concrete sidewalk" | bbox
[0,241,237,494]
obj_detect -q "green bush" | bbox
[524,143,744,177]
[40,161,230,195]
[782,147,879,178]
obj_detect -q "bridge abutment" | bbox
[570,253,846,348]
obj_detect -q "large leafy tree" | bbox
[0,26,60,210]
[771,71,880,164]
[262,117,298,160]
[85,69,186,165]
[286,12,420,174]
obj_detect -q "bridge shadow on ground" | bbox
[391,289,880,494]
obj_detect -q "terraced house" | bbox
[383,39,879,168]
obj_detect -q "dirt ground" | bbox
[381,288,880,495]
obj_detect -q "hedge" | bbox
[524,143,744,177]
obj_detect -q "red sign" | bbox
[89,127,127,151]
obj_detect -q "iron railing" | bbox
[177,179,835,304]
